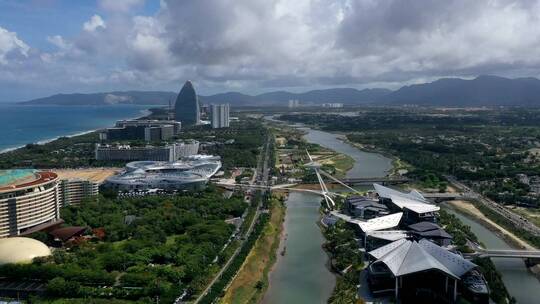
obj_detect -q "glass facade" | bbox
[175,81,200,126]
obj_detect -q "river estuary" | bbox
[264,125,540,303]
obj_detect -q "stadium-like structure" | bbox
[104,155,221,191]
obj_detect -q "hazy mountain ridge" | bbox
[19,75,540,107]
[381,75,540,106]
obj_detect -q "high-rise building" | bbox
[57,179,99,207]
[175,80,200,126]
[288,99,300,108]
[211,104,230,128]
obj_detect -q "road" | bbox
[190,134,272,304]
[445,175,540,236]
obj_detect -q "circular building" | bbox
[0,170,61,238]
[0,237,51,265]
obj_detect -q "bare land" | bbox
[53,168,120,183]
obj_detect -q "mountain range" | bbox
[19,75,540,107]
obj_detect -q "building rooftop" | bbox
[374,183,428,202]
[331,211,403,232]
[367,230,409,242]
[368,239,476,279]
[0,169,36,188]
[373,183,439,214]
[408,221,442,232]
[0,170,57,193]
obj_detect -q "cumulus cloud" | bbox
[98,0,145,13]
[0,26,29,65]
[83,15,106,32]
[5,0,540,100]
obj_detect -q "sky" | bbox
[1,0,540,101]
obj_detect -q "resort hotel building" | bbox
[0,170,61,238]
[0,169,99,238]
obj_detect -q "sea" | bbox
[0,103,152,152]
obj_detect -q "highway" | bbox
[190,134,272,304]
[445,175,540,237]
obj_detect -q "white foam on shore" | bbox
[0,108,152,154]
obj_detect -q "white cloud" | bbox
[83,15,106,32]
[6,0,540,100]
[99,0,145,13]
[47,35,71,50]
[0,26,29,65]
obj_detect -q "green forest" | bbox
[0,188,247,303]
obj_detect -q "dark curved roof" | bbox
[408,221,441,232]
[49,226,87,242]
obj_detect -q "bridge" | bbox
[464,242,540,259]
[309,177,409,185]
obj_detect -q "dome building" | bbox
[0,237,51,265]
[175,80,200,126]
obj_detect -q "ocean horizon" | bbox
[0,104,152,152]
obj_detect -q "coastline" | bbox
[0,107,151,154]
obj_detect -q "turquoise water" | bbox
[0,169,36,187]
[0,104,150,152]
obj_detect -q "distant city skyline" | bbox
[2,0,540,101]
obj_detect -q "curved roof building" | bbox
[0,170,61,238]
[175,80,200,126]
[0,237,51,265]
[105,156,221,191]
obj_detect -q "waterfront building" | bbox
[95,140,199,162]
[0,170,61,238]
[57,179,99,207]
[367,238,488,303]
[211,103,230,128]
[408,221,453,246]
[104,156,221,191]
[175,80,200,126]
[100,119,181,142]
[345,196,390,219]
[374,183,440,224]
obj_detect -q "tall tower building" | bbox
[211,104,230,129]
[175,80,200,126]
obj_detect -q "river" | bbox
[263,127,393,303]
[444,206,540,304]
[263,121,540,303]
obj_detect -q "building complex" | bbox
[95,140,199,162]
[327,183,488,303]
[104,155,221,192]
[99,119,181,142]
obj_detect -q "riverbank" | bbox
[445,200,536,250]
[220,198,286,304]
